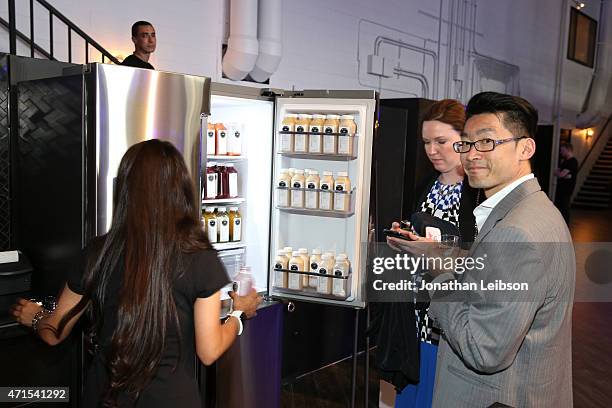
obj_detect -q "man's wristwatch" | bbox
[228,310,245,335]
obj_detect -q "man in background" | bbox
[554,142,578,224]
[121,21,156,70]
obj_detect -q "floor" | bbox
[281,208,612,407]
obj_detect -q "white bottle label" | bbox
[305,182,318,209]
[309,132,322,153]
[280,133,293,152]
[219,218,230,242]
[319,183,332,210]
[217,131,227,155]
[274,263,286,288]
[288,263,302,290]
[207,219,218,243]
[323,134,337,154]
[278,180,290,207]
[291,181,304,208]
[338,129,351,155]
[309,261,320,287]
[332,269,347,297]
[334,182,348,211]
[229,173,238,197]
[317,267,329,294]
[294,132,307,152]
[207,131,216,155]
[205,173,218,199]
[231,129,242,155]
[232,218,241,241]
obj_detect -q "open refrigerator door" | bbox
[268,91,377,308]
[202,86,274,299]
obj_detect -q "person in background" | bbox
[11,140,261,407]
[121,21,156,69]
[554,142,578,224]
[386,99,479,408]
[395,92,575,407]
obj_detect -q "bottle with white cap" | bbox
[309,114,326,153]
[273,250,289,288]
[333,172,351,212]
[288,251,304,290]
[332,253,351,298]
[298,248,310,287]
[290,169,305,208]
[283,246,293,261]
[305,170,320,209]
[233,266,255,296]
[319,171,334,210]
[323,114,340,154]
[204,207,218,243]
[279,113,297,153]
[277,169,291,207]
[294,114,311,153]
[309,248,322,288]
[317,253,335,295]
[216,207,230,242]
[338,115,356,155]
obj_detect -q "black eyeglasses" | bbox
[453,137,527,153]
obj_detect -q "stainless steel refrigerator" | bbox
[12,62,210,406]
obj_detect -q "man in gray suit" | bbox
[426,92,575,407]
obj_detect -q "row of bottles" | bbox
[277,168,352,212]
[202,207,242,243]
[206,121,242,156]
[203,163,239,200]
[273,247,351,298]
[279,113,357,155]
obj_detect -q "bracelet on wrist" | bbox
[31,308,51,332]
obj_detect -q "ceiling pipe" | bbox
[222,0,259,81]
[249,0,283,82]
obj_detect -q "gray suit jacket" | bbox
[428,178,575,408]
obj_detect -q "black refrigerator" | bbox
[374,98,435,242]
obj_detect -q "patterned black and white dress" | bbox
[415,179,463,345]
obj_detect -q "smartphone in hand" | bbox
[383,228,411,241]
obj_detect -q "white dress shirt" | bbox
[473,173,535,232]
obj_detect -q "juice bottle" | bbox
[298,248,310,287]
[288,251,304,290]
[204,207,218,243]
[217,164,228,198]
[279,113,297,153]
[283,246,293,261]
[204,163,218,199]
[333,172,351,212]
[233,266,255,296]
[226,163,239,198]
[294,114,311,153]
[309,248,322,288]
[216,207,230,243]
[338,115,357,156]
[206,121,216,156]
[277,169,291,207]
[323,114,340,154]
[319,171,334,210]
[290,169,305,208]
[229,207,242,242]
[317,253,334,295]
[308,114,325,153]
[273,250,289,288]
[305,170,320,209]
[215,123,228,155]
[332,254,351,298]
[228,123,242,156]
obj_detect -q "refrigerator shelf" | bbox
[278,152,356,161]
[202,197,246,205]
[276,207,354,218]
[207,155,247,161]
[213,242,247,251]
[278,131,357,138]
[272,268,351,280]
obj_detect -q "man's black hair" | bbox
[465,92,538,139]
[132,21,153,37]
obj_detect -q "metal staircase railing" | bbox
[3,0,120,64]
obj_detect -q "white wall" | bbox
[0,0,601,127]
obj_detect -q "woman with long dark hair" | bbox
[11,140,261,407]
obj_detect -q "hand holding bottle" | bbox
[229,289,261,319]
